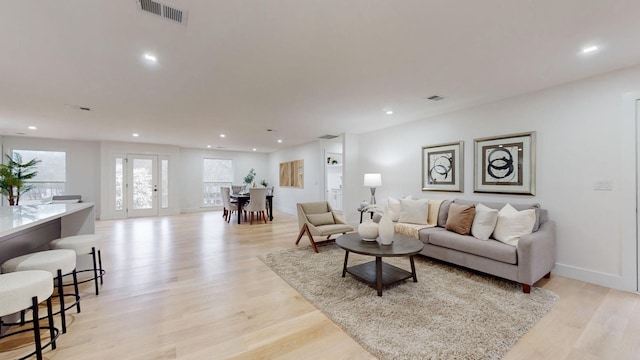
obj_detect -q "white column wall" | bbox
[268,141,325,215]
[353,65,640,292]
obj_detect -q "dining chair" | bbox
[244,188,268,224]
[231,185,243,194]
[221,187,239,223]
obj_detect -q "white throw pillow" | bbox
[388,195,411,222]
[398,198,429,225]
[492,204,536,246]
[470,203,499,240]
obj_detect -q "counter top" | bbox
[0,202,94,238]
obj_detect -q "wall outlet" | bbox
[594,179,612,191]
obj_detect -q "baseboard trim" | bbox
[553,262,636,292]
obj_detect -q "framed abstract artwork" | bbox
[474,132,536,195]
[422,141,463,192]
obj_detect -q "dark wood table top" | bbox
[336,232,424,257]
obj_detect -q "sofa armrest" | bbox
[516,220,556,285]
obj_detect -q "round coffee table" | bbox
[336,232,424,296]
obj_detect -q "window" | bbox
[161,159,169,208]
[115,158,124,210]
[202,158,233,206]
[13,150,66,205]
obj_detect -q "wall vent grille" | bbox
[318,134,339,139]
[137,0,188,25]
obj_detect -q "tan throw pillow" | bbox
[306,212,335,226]
[445,204,476,235]
[398,198,429,225]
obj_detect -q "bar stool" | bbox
[0,270,59,360]
[1,250,80,334]
[50,234,105,296]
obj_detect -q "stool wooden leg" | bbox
[32,296,43,360]
[72,269,81,313]
[91,247,99,295]
[57,269,67,333]
[98,250,104,285]
[46,297,57,350]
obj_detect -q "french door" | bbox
[126,154,159,218]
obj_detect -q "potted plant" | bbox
[243,168,256,190]
[260,179,269,188]
[0,153,41,206]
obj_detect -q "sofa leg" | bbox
[544,272,551,279]
[522,284,531,293]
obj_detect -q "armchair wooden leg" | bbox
[295,224,319,253]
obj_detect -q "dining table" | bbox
[230,193,274,224]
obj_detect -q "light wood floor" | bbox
[1,210,639,359]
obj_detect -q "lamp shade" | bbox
[363,173,382,187]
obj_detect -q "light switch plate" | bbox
[594,179,612,191]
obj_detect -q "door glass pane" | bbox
[115,158,123,210]
[132,158,153,210]
[161,159,169,208]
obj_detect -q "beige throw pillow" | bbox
[445,204,476,235]
[388,195,412,222]
[492,204,536,246]
[398,198,429,225]
[470,203,499,240]
[306,212,335,226]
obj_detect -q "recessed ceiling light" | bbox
[144,53,157,62]
[133,133,139,137]
[28,126,37,130]
[252,148,257,152]
[385,109,394,115]
[220,134,226,138]
[581,45,598,54]
[207,145,212,148]
[277,139,283,143]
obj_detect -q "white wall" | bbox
[269,141,325,214]
[179,148,269,213]
[2,136,101,217]
[352,65,640,292]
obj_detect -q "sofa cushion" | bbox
[399,198,429,225]
[445,204,476,235]
[417,226,446,244]
[437,200,452,227]
[493,204,536,246]
[306,212,335,226]
[429,231,518,264]
[471,203,499,240]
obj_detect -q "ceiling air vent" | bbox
[318,134,339,140]
[137,0,188,25]
[426,95,445,101]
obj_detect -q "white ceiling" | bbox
[1,0,640,153]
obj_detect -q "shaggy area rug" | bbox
[260,244,558,360]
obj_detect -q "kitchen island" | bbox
[0,202,95,266]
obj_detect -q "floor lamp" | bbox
[364,173,382,205]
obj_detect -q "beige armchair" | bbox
[295,202,353,253]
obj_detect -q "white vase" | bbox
[378,209,395,245]
[358,221,379,241]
